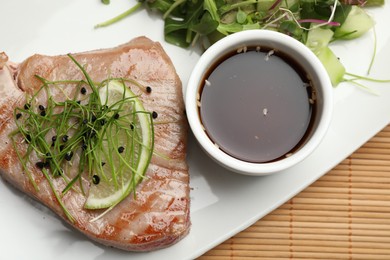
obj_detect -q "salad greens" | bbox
[98,0,385,86]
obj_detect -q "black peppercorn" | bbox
[40,110,46,117]
[16,113,22,119]
[89,130,96,138]
[44,160,50,169]
[38,105,45,111]
[81,87,87,95]
[35,161,45,169]
[62,135,69,142]
[92,175,100,185]
[118,146,124,153]
[146,86,152,93]
[114,113,120,119]
[152,111,158,119]
[65,151,73,161]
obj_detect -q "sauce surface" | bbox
[199,48,314,163]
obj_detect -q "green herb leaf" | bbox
[204,0,220,22]
[236,8,247,24]
[191,12,219,35]
[164,0,204,47]
[147,0,174,13]
[300,0,352,27]
[279,20,304,39]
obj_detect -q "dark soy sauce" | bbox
[199,47,316,163]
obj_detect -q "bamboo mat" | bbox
[199,124,390,259]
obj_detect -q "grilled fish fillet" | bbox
[0,37,190,251]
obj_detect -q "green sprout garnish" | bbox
[9,55,154,223]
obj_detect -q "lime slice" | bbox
[84,80,153,209]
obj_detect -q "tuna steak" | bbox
[0,37,190,251]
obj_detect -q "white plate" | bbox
[1,1,390,259]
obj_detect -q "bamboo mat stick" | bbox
[240,226,390,237]
[278,203,390,212]
[362,142,390,148]
[333,165,390,172]
[230,234,390,247]
[270,208,390,219]
[200,124,390,259]
[262,214,390,225]
[327,170,390,177]
[254,229,390,239]
[354,147,390,154]
[285,197,390,206]
[311,181,390,189]
[369,134,390,140]
[371,132,390,138]
[303,186,390,195]
[374,129,390,136]
[253,221,390,231]
[309,175,390,184]
[296,192,390,200]
[204,250,390,259]
[225,236,390,244]
[213,243,390,254]
[345,158,390,166]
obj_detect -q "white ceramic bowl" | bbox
[185,30,333,175]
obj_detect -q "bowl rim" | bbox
[185,29,333,175]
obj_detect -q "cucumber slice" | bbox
[306,27,345,86]
[316,46,346,86]
[334,6,375,40]
[306,27,334,56]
